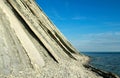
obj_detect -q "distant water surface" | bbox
[83,52,120,76]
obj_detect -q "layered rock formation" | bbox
[0,0,119,78]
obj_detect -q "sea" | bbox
[83,52,120,77]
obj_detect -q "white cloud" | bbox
[71,32,120,52]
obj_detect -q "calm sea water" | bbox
[83,52,120,76]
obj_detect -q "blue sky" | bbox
[36,0,120,52]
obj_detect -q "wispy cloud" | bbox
[71,16,87,20]
[49,8,66,21]
[104,22,120,26]
[71,32,120,52]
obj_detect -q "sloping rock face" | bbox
[0,0,108,78]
